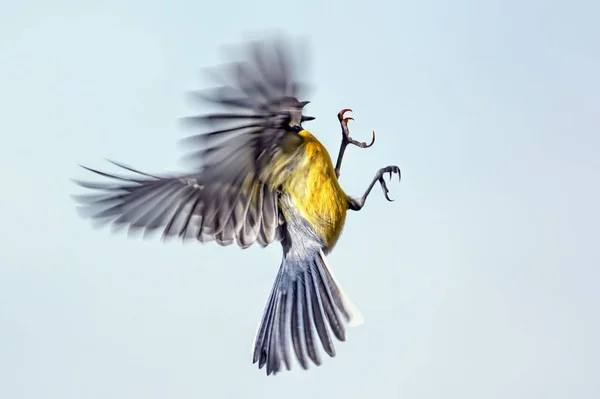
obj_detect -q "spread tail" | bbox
[252,249,363,375]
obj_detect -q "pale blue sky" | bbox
[1,0,599,398]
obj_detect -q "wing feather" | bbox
[74,36,314,249]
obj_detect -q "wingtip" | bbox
[77,163,93,172]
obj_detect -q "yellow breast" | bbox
[281,130,349,249]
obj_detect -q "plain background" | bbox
[1,0,599,398]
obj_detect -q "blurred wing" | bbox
[73,161,282,248]
[73,36,315,249]
[180,35,315,183]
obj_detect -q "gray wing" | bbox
[73,36,314,248]
[73,161,282,247]
[180,35,314,177]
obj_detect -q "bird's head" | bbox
[274,97,315,131]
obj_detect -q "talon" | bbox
[338,109,376,149]
[338,108,355,134]
[367,131,376,147]
[337,108,353,122]
[377,166,401,202]
[378,175,394,202]
[394,166,401,181]
[355,131,375,148]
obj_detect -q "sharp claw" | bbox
[378,176,394,202]
[338,108,353,122]
[338,108,376,150]
[342,116,354,126]
[377,166,401,202]
[384,191,394,202]
[367,131,376,147]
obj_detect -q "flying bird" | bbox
[72,35,401,375]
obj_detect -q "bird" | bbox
[72,35,401,375]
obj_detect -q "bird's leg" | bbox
[348,166,401,211]
[334,108,376,179]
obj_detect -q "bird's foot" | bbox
[376,165,401,201]
[337,108,375,149]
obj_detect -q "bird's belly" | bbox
[282,149,348,250]
[303,179,348,251]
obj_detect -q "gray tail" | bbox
[251,249,363,375]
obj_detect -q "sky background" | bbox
[1,0,599,398]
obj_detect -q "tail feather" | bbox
[252,249,363,375]
[317,250,364,327]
